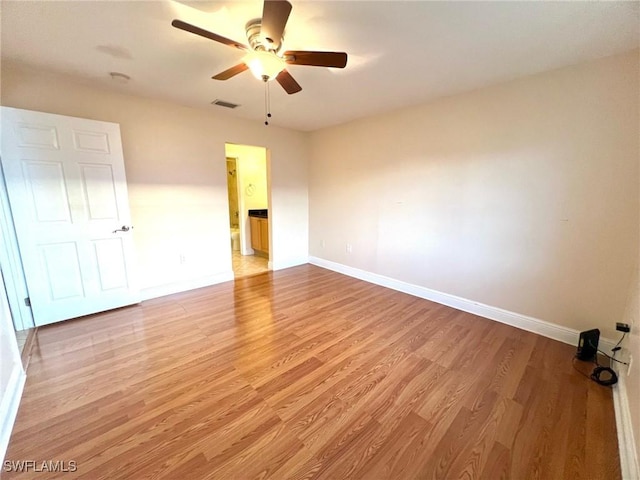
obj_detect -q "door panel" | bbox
[80,164,119,220]
[1,107,139,326]
[41,242,85,300]
[73,129,110,153]
[260,219,269,253]
[24,160,72,222]
[250,216,261,251]
[16,123,59,149]
[93,238,129,291]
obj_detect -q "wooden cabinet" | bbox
[259,219,269,253]
[250,217,261,251]
[250,216,269,254]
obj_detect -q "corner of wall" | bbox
[613,264,640,478]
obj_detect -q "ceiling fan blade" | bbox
[212,63,249,80]
[283,51,348,68]
[171,19,248,50]
[276,69,302,95]
[261,0,292,48]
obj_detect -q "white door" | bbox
[0,107,139,326]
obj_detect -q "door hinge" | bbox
[24,297,31,307]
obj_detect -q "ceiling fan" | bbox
[171,0,348,95]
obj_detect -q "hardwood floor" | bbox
[232,251,269,278]
[4,265,620,479]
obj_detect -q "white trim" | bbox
[140,271,234,301]
[0,162,34,331]
[0,365,26,463]
[613,361,640,480]
[271,256,309,271]
[308,256,616,349]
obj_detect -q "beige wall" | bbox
[226,144,268,213]
[1,62,309,297]
[309,50,639,341]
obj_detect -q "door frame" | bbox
[225,144,271,260]
[226,156,249,256]
[0,157,34,331]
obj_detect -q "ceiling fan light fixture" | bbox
[172,0,347,98]
[243,51,286,81]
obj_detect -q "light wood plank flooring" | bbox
[5,265,620,479]
[232,251,269,278]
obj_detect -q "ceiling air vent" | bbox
[211,99,240,109]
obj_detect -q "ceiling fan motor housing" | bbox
[246,19,282,53]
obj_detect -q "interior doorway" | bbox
[225,143,270,278]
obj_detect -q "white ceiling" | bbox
[2,1,638,131]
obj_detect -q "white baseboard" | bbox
[613,362,640,480]
[0,364,26,463]
[140,271,234,301]
[308,256,615,349]
[271,256,309,272]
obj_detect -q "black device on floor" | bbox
[576,328,600,361]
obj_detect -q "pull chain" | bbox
[263,76,272,126]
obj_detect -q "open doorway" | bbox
[225,143,270,278]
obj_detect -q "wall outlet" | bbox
[321,240,325,248]
[616,322,631,333]
[179,254,187,264]
[346,243,352,254]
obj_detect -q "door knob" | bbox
[113,225,133,233]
